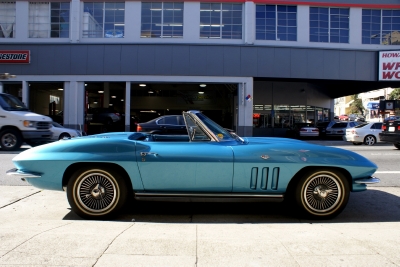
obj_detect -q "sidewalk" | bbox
[1,185,400,266]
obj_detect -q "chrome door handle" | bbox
[140,152,158,156]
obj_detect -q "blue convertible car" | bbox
[7,110,379,220]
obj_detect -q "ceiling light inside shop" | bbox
[140,110,156,113]
[139,84,146,87]
[198,91,204,94]
[98,91,104,93]
[94,102,98,104]
[121,99,124,101]
[148,90,154,93]
[111,96,116,98]
[58,88,63,91]
[199,84,206,87]
[109,104,113,106]
[85,84,87,86]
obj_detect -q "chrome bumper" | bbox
[354,176,380,184]
[6,168,41,178]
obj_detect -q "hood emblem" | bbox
[261,155,270,160]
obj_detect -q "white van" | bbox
[0,93,53,151]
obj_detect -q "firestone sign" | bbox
[0,50,30,64]
[379,51,400,81]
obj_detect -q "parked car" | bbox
[316,121,331,137]
[50,122,83,141]
[379,118,400,149]
[325,121,360,137]
[7,110,379,220]
[348,114,365,122]
[136,115,187,134]
[87,107,121,125]
[289,123,319,138]
[343,122,383,146]
[384,116,400,122]
[338,114,349,121]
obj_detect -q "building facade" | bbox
[1,0,400,136]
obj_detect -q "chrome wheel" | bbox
[364,135,376,146]
[67,167,128,219]
[295,169,349,219]
[76,172,117,212]
[303,174,341,213]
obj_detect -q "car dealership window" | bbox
[82,2,125,38]
[362,9,400,45]
[141,2,183,38]
[200,3,242,39]
[309,7,349,43]
[29,2,70,38]
[255,5,297,41]
[0,2,15,38]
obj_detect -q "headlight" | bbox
[23,121,36,127]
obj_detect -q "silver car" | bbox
[325,121,360,136]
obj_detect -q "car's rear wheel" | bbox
[58,133,71,140]
[67,167,128,219]
[364,135,376,146]
[294,169,349,219]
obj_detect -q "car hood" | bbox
[239,137,376,167]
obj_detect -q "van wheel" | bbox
[0,129,22,151]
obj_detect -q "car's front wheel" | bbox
[67,167,128,219]
[364,135,376,146]
[0,129,22,151]
[294,169,350,219]
[394,143,400,150]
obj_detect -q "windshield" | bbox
[185,111,244,142]
[0,94,29,111]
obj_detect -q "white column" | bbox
[64,81,85,130]
[297,5,309,44]
[125,82,131,132]
[244,1,255,45]
[0,82,3,93]
[237,80,253,136]
[22,81,29,107]
[70,0,80,42]
[15,1,29,39]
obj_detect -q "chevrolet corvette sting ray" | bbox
[7,110,380,220]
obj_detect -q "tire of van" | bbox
[0,129,23,151]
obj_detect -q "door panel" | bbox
[135,142,234,192]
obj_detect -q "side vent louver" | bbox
[250,167,279,190]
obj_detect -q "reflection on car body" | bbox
[7,110,379,220]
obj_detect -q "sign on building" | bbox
[0,50,30,64]
[379,51,400,81]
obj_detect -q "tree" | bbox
[388,88,400,100]
[349,94,365,115]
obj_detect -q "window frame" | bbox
[309,6,349,43]
[200,3,243,40]
[362,9,400,45]
[255,4,297,41]
[140,2,184,38]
